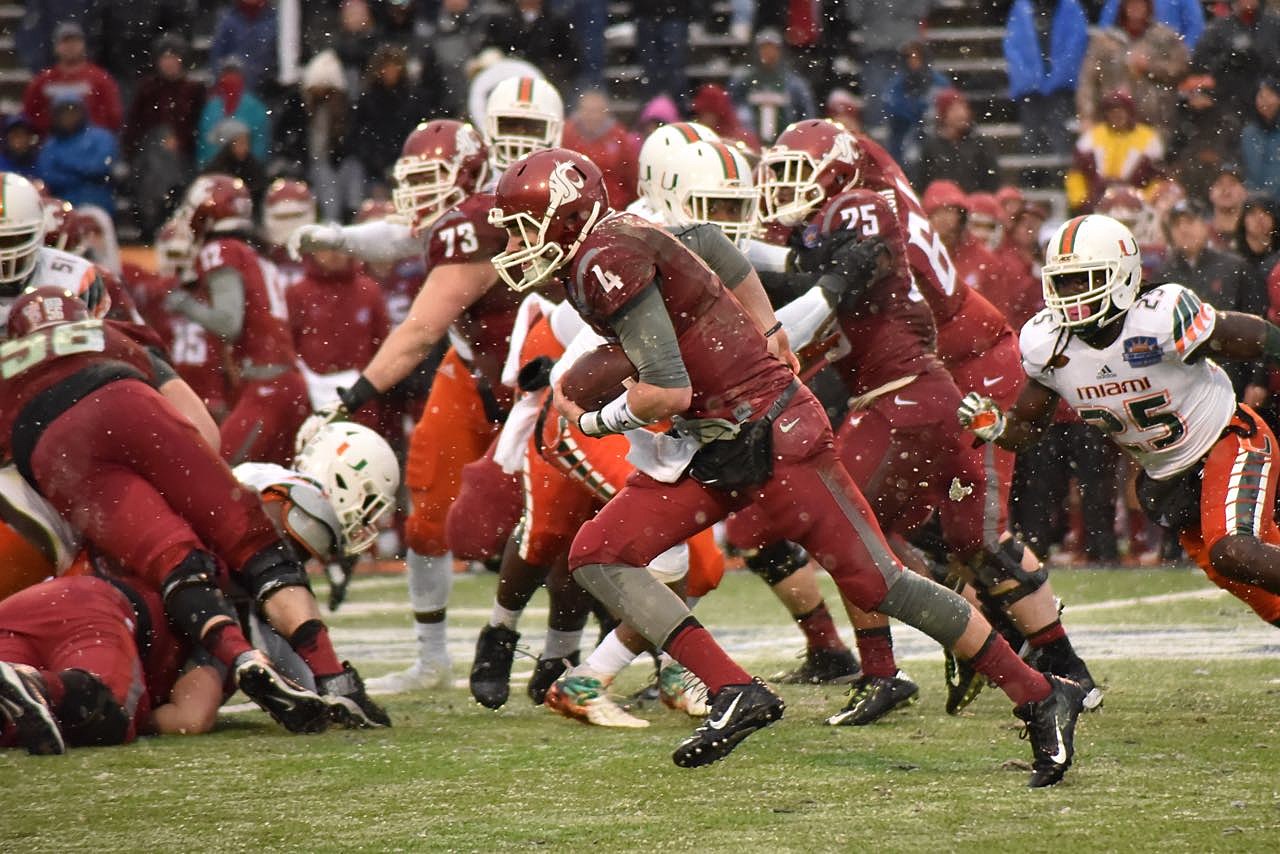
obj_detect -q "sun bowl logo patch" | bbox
[801,222,821,249]
[1123,335,1162,368]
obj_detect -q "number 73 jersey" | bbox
[1020,284,1236,480]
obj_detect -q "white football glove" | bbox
[294,403,346,456]
[957,392,1006,442]
[287,223,346,261]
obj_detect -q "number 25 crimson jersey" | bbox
[425,192,523,412]
[564,212,794,422]
[1021,283,1235,480]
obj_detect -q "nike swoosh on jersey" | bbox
[707,693,743,730]
[982,375,1004,388]
[779,418,799,433]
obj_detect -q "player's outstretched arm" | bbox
[1203,311,1280,364]
[289,219,420,264]
[959,379,1059,451]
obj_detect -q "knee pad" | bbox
[971,539,1047,609]
[55,669,131,746]
[743,540,808,586]
[238,541,310,605]
[162,551,237,639]
[875,571,970,648]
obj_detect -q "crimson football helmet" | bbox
[489,149,607,292]
[262,178,317,248]
[184,174,253,242]
[758,119,862,227]
[155,217,195,280]
[6,286,90,339]
[392,120,489,230]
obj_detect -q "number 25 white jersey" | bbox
[1020,283,1236,480]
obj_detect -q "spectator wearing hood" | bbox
[0,116,41,178]
[17,1,97,74]
[273,51,361,222]
[1241,79,1280,202]
[692,84,761,153]
[633,95,680,142]
[22,21,123,136]
[1076,0,1188,137]
[1004,0,1089,161]
[1237,194,1280,283]
[563,89,640,209]
[1208,163,1249,251]
[884,40,950,167]
[210,0,279,93]
[350,44,430,192]
[844,0,934,135]
[728,29,816,145]
[1168,75,1243,204]
[36,93,118,214]
[1190,0,1280,117]
[824,89,863,134]
[203,118,267,206]
[1066,89,1163,212]
[196,57,270,168]
[123,35,205,162]
[917,88,1000,193]
[1096,0,1205,49]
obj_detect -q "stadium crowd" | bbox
[2,0,1280,789]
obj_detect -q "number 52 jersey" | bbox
[1020,283,1235,481]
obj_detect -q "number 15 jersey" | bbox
[1020,284,1235,481]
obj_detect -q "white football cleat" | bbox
[364,655,452,695]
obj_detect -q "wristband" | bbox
[578,410,605,437]
[579,392,652,437]
[338,375,379,413]
[764,320,783,338]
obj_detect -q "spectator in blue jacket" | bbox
[1097,0,1205,49]
[36,93,117,213]
[884,40,950,169]
[1004,0,1089,164]
[196,58,270,169]
[1241,79,1280,202]
[210,0,278,93]
[0,116,41,178]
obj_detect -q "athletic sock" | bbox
[854,626,897,678]
[415,621,447,663]
[288,619,343,678]
[664,620,751,696]
[407,549,453,662]
[543,628,582,660]
[1027,619,1067,648]
[489,603,522,631]
[202,619,254,668]
[968,631,1052,706]
[580,630,643,681]
[795,602,847,652]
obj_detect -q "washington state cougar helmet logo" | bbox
[548,160,585,209]
[831,131,857,165]
[456,124,481,158]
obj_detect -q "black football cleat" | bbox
[469,624,520,710]
[527,651,579,706]
[235,653,333,734]
[1015,674,1086,788]
[1025,647,1104,711]
[317,662,391,728]
[826,672,919,726]
[0,662,65,755]
[773,647,861,685]
[672,677,784,768]
[943,650,986,715]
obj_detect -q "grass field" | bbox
[4,566,1279,853]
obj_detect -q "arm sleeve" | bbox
[743,238,793,273]
[609,283,691,389]
[168,266,246,340]
[339,220,422,263]
[672,223,753,288]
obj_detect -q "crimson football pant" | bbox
[29,379,282,589]
[220,370,311,467]
[0,576,145,746]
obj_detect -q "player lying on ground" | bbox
[961,213,1280,627]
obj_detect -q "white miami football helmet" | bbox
[1042,214,1143,328]
[0,173,46,288]
[654,140,757,245]
[636,121,719,208]
[484,76,565,173]
[294,422,401,556]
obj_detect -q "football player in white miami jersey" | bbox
[961,213,1280,626]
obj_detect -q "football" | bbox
[557,343,637,410]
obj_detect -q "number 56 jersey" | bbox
[1021,284,1235,481]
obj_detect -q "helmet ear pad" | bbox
[1110,263,1142,312]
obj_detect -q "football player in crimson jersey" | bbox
[749,122,1094,720]
[490,149,1086,785]
[167,174,310,466]
[288,116,555,694]
[962,214,1280,628]
[0,288,334,733]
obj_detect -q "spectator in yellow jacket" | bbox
[1066,89,1164,212]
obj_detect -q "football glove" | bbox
[287,223,346,260]
[294,404,346,456]
[957,392,1006,442]
[790,227,861,275]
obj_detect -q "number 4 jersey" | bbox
[1021,284,1235,480]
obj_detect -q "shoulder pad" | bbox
[1019,308,1066,378]
[427,193,507,267]
[568,222,658,321]
[1126,283,1216,360]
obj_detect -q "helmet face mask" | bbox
[484,77,564,173]
[1042,214,1143,330]
[758,121,861,228]
[391,120,489,230]
[293,422,400,556]
[0,173,46,288]
[757,150,824,226]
